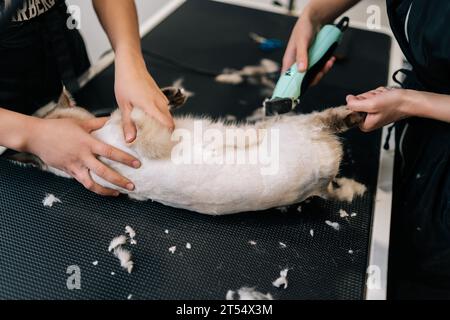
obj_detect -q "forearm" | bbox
[0,108,38,152]
[305,0,361,25]
[404,90,450,123]
[93,0,144,64]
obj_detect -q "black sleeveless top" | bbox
[0,0,89,114]
[0,0,57,23]
[385,2,450,296]
[386,0,450,94]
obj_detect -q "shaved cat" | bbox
[11,87,366,215]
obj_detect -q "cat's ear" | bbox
[161,87,188,112]
[56,88,76,109]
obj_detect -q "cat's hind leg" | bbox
[315,106,365,133]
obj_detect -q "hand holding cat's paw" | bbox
[346,87,410,132]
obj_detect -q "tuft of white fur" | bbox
[186,243,192,250]
[272,268,289,289]
[240,59,279,76]
[42,194,61,207]
[325,220,340,231]
[169,246,177,254]
[215,73,244,84]
[108,235,127,252]
[215,59,279,85]
[339,209,349,218]
[279,242,287,248]
[260,59,280,74]
[225,290,235,300]
[108,227,136,272]
[310,229,314,237]
[226,287,273,300]
[125,225,136,241]
[114,246,134,273]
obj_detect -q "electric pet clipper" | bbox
[265,17,350,115]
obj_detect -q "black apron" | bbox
[386,0,450,299]
[0,0,90,115]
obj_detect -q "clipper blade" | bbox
[264,98,298,116]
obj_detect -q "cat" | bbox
[12,87,367,215]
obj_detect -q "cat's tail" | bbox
[314,106,365,134]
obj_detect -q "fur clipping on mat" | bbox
[226,287,273,300]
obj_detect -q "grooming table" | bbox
[0,0,402,300]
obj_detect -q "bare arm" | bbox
[0,107,140,196]
[406,90,450,123]
[306,0,361,25]
[347,88,450,132]
[0,108,34,152]
[92,0,174,143]
[92,0,141,58]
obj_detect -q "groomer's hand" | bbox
[282,8,335,85]
[26,117,141,196]
[114,51,174,143]
[346,87,411,132]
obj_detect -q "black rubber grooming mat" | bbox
[0,0,391,300]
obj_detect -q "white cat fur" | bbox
[39,90,366,215]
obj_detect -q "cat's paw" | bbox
[317,106,365,133]
[326,177,367,202]
[344,110,366,128]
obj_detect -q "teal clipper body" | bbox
[265,17,349,115]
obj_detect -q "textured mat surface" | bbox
[0,0,391,299]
